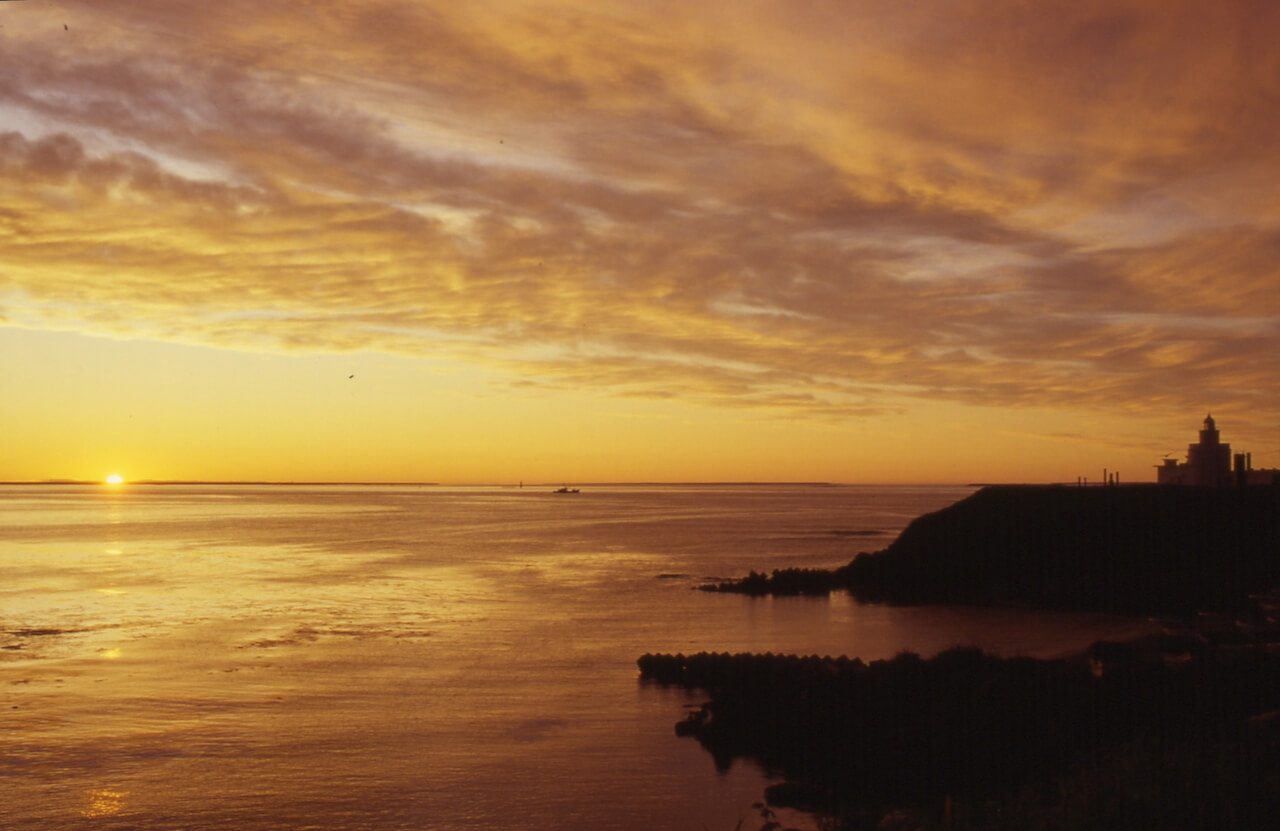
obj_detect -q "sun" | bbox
[105,474,125,485]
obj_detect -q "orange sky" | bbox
[2,0,1279,484]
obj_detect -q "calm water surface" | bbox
[0,485,1156,829]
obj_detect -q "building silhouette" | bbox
[1157,415,1279,485]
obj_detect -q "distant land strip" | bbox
[0,480,838,487]
[1,480,441,486]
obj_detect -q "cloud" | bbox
[2,0,1279,426]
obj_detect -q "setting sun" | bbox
[105,474,125,485]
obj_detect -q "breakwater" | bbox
[703,485,1280,616]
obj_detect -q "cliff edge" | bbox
[702,485,1280,616]
[840,485,1280,615]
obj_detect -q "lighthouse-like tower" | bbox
[1183,414,1232,486]
[1158,414,1279,485]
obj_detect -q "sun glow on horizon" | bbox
[105,474,125,485]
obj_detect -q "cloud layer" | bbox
[3,0,1279,427]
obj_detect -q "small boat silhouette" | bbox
[552,486,580,494]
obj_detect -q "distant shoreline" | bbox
[0,480,930,488]
[0,480,442,487]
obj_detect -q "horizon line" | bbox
[0,479,992,488]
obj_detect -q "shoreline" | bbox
[639,633,1280,827]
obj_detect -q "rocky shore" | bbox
[639,642,1280,829]
[701,485,1280,617]
[675,484,1280,827]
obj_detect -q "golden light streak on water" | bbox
[82,789,129,818]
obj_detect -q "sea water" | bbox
[0,484,1157,830]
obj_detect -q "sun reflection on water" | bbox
[82,789,129,818]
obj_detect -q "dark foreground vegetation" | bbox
[640,644,1280,830]
[701,485,1280,617]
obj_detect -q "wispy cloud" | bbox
[3,0,1279,425]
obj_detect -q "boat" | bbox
[553,486,580,494]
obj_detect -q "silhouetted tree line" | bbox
[698,567,835,596]
[702,485,1280,617]
[638,646,1280,828]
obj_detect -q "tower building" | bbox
[1157,414,1233,486]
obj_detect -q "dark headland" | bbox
[647,484,1280,828]
[700,484,1280,617]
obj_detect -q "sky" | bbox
[2,0,1279,484]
